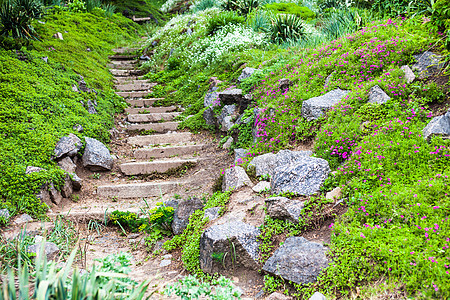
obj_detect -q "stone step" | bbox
[109,60,137,65]
[125,106,176,114]
[135,144,206,159]
[110,69,130,77]
[116,91,152,98]
[109,54,138,60]
[112,48,139,54]
[114,76,141,83]
[97,181,181,198]
[127,112,181,123]
[119,159,197,176]
[126,98,162,107]
[127,122,179,133]
[115,83,156,92]
[128,132,192,146]
[107,63,136,70]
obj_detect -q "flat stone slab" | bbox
[301,89,350,121]
[127,112,181,123]
[128,132,192,146]
[97,181,181,198]
[107,63,136,70]
[110,69,130,77]
[112,47,139,54]
[115,83,156,91]
[126,98,161,107]
[262,237,328,284]
[119,159,197,175]
[134,144,205,159]
[125,106,176,114]
[108,54,138,60]
[127,122,179,133]
[116,91,152,98]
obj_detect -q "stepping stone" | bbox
[126,98,161,107]
[97,181,181,198]
[127,112,181,123]
[134,144,205,159]
[108,54,138,60]
[128,132,192,146]
[109,60,137,65]
[112,47,139,54]
[119,159,197,176]
[114,76,140,83]
[115,83,157,92]
[116,91,152,98]
[125,106,176,114]
[110,69,130,77]
[127,122,179,133]
[107,63,136,70]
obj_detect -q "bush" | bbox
[206,10,245,35]
[0,0,43,39]
[269,14,307,44]
[264,2,316,20]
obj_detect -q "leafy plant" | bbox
[165,275,242,299]
[264,2,316,20]
[269,14,307,44]
[0,0,43,40]
[206,10,245,35]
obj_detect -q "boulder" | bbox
[203,107,216,126]
[266,292,292,300]
[252,181,270,193]
[222,136,233,150]
[310,292,327,300]
[276,149,313,167]
[204,207,221,221]
[234,148,248,165]
[326,187,342,200]
[422,113,450,142]
[14,214,33,225]
[238,67,257,82]
[28,242,60,261]
[199,221,260,273]
[87,99,97,114]
[82,137,113,171]
[54,133,82,159]
[49,183,62,205]
[412,51,444,78]
[172,198,204,235]
[0,209,10,220]
[301,89,350,121]
[37,184,52,206]
[401,65,415,83]
[271,156,330,196]
[368,85,390,104]
[217,105,237,130]
[248,150,312,178]
[71,173,82,191]
[265,197,304,223]
[57,157,77,174]
[25,166,44,174]
[222,166,253,191]
[218,89,250,113]
[221,116,234,132]
[204,89,219,107]
[61,174,73,198]
[278,78,293,91]
[262,237,329,284]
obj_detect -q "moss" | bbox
[263,3,316,20]
[111,0,165,22]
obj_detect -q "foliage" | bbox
[165,275,242,299]
[206,11,245,35]
[269,14,307,44]
[0,0,43,40]
[264,2,316,20]
[95,252,138,293]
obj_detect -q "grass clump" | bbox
[264,2,316,20]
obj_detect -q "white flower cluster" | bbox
[187,23,268,67]
[160,0,185,13]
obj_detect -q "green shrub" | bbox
[269,14,307,44]
[0,0,43,40]
[192,0,219,12]
[206,10,245,35]
[264,2,316,20]
[67,0,86,12]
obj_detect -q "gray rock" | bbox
[222,136,233,149]
[34,235,44,244]
[53,32,63,40]
[262,237,328,284]
[199,221,260,273]
[310,292,327,300]
[271,156,330,196]
[276,149,313,167]
[78,78,88,93]
[204,90,219,107]
[238,67,257,82]
[368,85,390,104]
[204,207,221,221]
[61,174,73,198]
[218,89,243,105]
[266,292,292,300]
[401,65,415,83]
[265,197,304,223]
[301,89,350,121]
[71,173,82,191]
[423,113,450,142]
[0,209,10,220]
[326,187,342,200]
[222,166,252,192]
[217,104,237,129]
[42,56,48,63]
[73,124,83,133]
[72,84,79,93]
[28,242,60,261]
[54,133,82,159]
[278,78,293,91]
[37,184,51,206]
[249,150,312,178]
[234,148,248,165]
[87,99,97,114]
[14,214,33,225]
[412,51,444,78]
[57,157,77,174]
[203,107,216,126]
[159,259,172,267]
[49,183,62,205]
[221,116,234,132]
[252,181,270,193]
[172,198,204,235]
[82,137,113,171]
[25,166,44,174]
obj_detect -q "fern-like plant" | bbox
[269,14,307,44]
